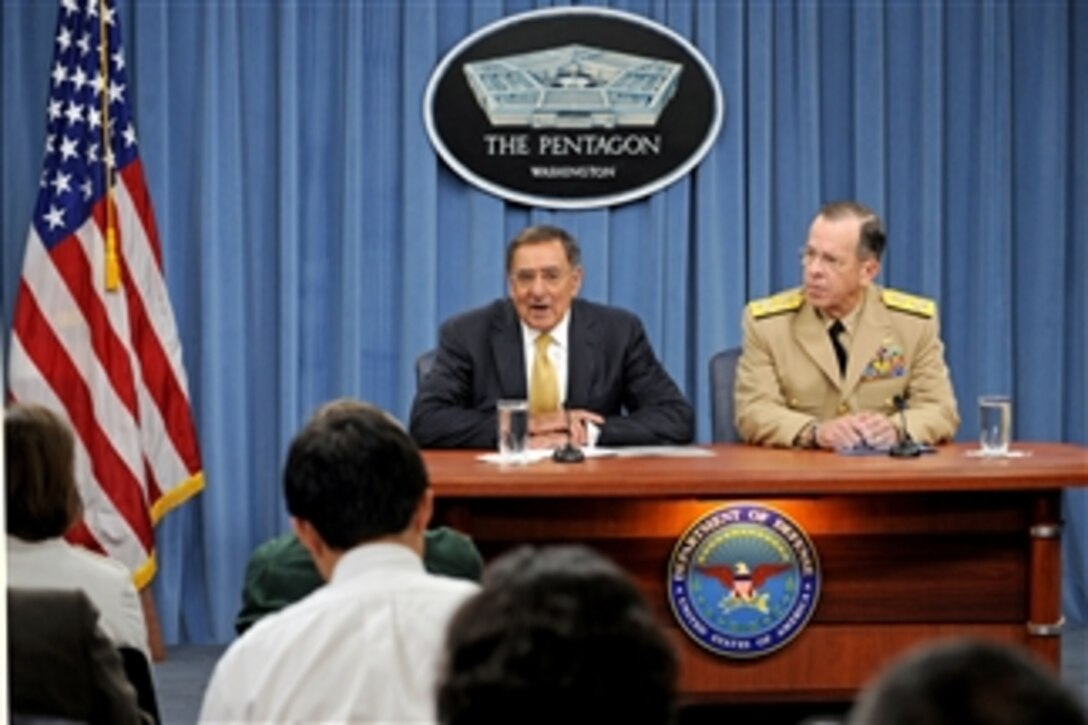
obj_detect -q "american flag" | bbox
[7,0,203,588]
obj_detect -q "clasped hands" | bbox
[816,412,900,451]
[527,409,604,449]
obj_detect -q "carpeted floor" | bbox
[155,628,1088,724]
[153,644,224,724]
[1067,626,1088,707]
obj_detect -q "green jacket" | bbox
[235,527,483,634]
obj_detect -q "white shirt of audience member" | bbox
[199,541,479,723]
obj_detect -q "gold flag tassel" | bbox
[105,226,120,290]
[100,0,120,290]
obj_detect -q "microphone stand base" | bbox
[888,441,923,458]
[552,445,585,463]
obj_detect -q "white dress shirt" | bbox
[6,535,149,655]
[199,541,480,724]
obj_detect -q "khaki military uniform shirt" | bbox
[734,284,959,447]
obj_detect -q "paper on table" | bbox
[964,449,1033,459]
[477,449,553,464]
[477,445,715,464]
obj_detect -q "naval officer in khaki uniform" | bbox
[735,201,959,450]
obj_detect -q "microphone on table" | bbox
[552,406,585,464]
[888,394,922,458]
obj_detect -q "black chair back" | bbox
[118,647,160,725]
[709,347,742,443]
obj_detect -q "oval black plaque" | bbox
[424,6,724,209]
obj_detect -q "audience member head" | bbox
[283,399,431,574]
[505,225,584,333]
[5,403,82,541]
[848,637,1088,725]
[437,545,678,725]
[802,200,884,318]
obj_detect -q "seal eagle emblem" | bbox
[667,503,821,658]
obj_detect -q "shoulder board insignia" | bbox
[749,289,804,319]
[882,288,935,318]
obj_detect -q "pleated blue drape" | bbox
[2,0,1085,644]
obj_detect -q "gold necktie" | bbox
[529,333,559,414]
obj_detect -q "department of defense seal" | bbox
[667,503,821,659]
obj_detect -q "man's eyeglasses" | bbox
[799,247,850,271]
[510,267,569,288]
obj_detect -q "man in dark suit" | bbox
[410,225,693,449]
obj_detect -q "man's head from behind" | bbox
[505,225,584,333]
[437,545,678,725]
[802,200,885,319]
[283,399,430,574]
[848,637,1087,725]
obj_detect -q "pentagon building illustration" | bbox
[463,44,683,129]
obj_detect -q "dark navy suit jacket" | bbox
[409,298,693,448]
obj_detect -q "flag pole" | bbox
[99,0,120,290]
[99,1,167,662]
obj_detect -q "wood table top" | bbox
[423,442,1088,498]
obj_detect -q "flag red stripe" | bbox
[48,230,141,419]
[13,280,154,549]
[92,165,203,478]
[90,168,201,477]
[110,165,204,468]
[144,457,163,503]
[64,518,108,556]
[121,162,164,269]
[110,167,202,475]
[120,260,202,474]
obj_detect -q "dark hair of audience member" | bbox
[848,636,1088,725]
[437,545,678,725]
[282,398,428,550]
[5,403,83,541]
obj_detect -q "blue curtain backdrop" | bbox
[1,0,1085,644]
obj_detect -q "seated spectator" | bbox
[9,588,149,725]
[437,545,678,725]
[235,526,484,634]
[5,403,149,656]
[200,399,479,722]
[848,637,1087,725]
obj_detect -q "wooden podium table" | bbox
[424,443,1088,703]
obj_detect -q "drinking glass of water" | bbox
[497,399,529,463]
[978,394,1012,456]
